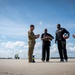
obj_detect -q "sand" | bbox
[0,59,75,75]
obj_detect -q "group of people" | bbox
[28,24,75,63]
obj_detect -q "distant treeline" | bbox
[0,57,75,59]
[0,57,12,59]
[51,57,75,59]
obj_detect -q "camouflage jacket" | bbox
[28,30,36,45]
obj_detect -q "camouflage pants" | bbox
[28,43,34,62]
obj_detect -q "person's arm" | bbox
[64,28,70,38]
[41,34,44,40]
[55,31,57,43]
[73,34,75,38]
[49,34,54,40]
[41,34,46,40]
[35,34,40,39]
[28,31,39,39]
[28,31,35,39]
[41,37,46,40]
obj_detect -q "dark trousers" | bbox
[57,40,68,60]
[42,45,50,61]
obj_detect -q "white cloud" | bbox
[67,42,75,52]
[1,35,7,39]
[51,42,75,57]
[69,47,75,52]
[50,44,59,57]
[0,41,28,58]
[51,44,57,53]
[39,21,42,25]
[35,42,42,48]
[0,41,75,58]
[1,41,28,49]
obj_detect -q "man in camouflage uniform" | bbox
[28,25,40,63]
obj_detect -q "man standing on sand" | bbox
[41,29,54,62]
[28,25,40,63]
[55,24,70,62]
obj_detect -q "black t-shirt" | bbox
[41,33,53,46]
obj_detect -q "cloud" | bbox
[35,42,42,48]
[0,41,42,58]
[39,21,42,25]
[67,42,75,52]
[50,44,59,57]
[33,41,75,58]
[51,42,75,57]
[1,35,7,39]
[0,40,75,58]
[51,44,57,53]
[1,41,28,49]
[0,41,28,58]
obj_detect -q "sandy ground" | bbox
[0,59,75,75]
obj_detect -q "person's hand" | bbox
[38,34,40,37]
[55,40,57,44]
[73,34,75,38]
[35,34,40,38]
[46,36,50,39]
[44,36,47,39]
[47,36,52,39]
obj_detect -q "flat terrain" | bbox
[0,59,75,75]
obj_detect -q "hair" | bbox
[45,29,47,31]
[57,24,61,27]
[30,24,34,28]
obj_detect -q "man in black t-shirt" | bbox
[55,24,70,62]
[41,29,54,62]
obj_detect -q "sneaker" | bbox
[29,61,32,63]
[41,59,45,62]
[60,60,64,62]
[46,60,49,62]
[65,60,68,62]
[29,61,35,63]
[32,60,35,63]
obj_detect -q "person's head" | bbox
[57,24,61,29]
[30,25,35,31]
[44,29,47,33]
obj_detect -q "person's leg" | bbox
[46,46,50,62]
[58,41,64,61]
[28,44,34,62]
[42,45,46,61]
[62,41,68,61]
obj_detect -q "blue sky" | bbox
[0,0,75,58]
